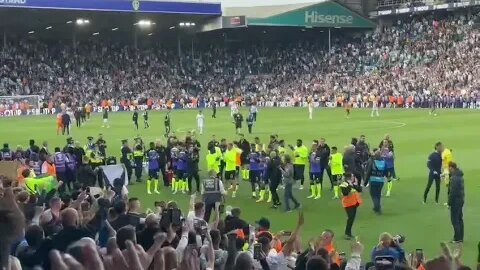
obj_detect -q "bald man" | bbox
[51,208,101,252]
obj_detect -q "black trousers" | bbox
[134,164,143,181]
[450,204,464,241]
[188,171,201,193]
[370,181,384,213]
[204,202,217,223]
[76,118,81,127]
[160,164,168,186]
[269,180,280,205]
[293,164,305,185]
[345,205,358,236]
[424,173,441,203]
[320,166,332,188]
[212,108,216,118]
[62,124,70,135]
[253,112,257,121]
[134,120,138,130]
[122,162,133,183]
[248,124,253,134]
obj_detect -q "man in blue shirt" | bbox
[424,142,443,204]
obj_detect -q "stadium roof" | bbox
[224,0,376,28]
[0,8,215,40]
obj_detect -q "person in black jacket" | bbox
[187,147,201,193]
[155,142,169,187]
[343,145,359,184]
[424,142,443,204]
[447,161,465,242]
[238,134,250,181]
[317,138,332,189]
[61,112,71,135]
[76,157,97,188]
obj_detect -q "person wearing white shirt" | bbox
[196,110,205,135]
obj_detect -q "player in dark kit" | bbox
[132,109,139,130]
[233,112,243,134]
[120,139,133,182]
[211,100,217,118]
[424,142,443,204]
[143,110,150,129]
[246,113,254,134]
[164,111,171,137]
[62,112,71,135]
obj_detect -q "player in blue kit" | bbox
[308,141,322,199]
[146,142,160,194]
[248,144,262,199]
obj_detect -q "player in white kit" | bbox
[230,101,238,119]
[371,94,379,117]
[196,110,205,134]
[308,97,314,119]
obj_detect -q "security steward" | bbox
[201,170,226,222]
[121,139,134,183]
[133,143,144,182]
[340,181,362,240]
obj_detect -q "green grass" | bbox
[1,107,479,266]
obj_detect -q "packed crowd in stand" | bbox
[1,11,480,110]
[0,128,473,270]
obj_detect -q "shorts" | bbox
[225,170,236,180]
[309,172,321,183]
[249,170,261,183]
[385,168,395,179]
[293,164,305,180]
[176,170,186,179]
[149,169,159,179]
[103,119,108,123]
[235,123,242,129]
[332,174,342,184]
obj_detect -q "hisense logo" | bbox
[0,0,26,4]
[305,11,353,24]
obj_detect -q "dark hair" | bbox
[128,197,139,203]
[25,225,44,248]
[194,202,205,212]
[54,147,61,152]
[116,225,136,250]
[113,201,127,215]
[448,161,457,169]
[306,256,329,270]
[332,146,337,151]
[435,142,442,149]
[210,229,221,245]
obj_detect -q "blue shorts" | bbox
[309,172,321,183]
[149,169,159,179]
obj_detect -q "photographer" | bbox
[371,233,406,265]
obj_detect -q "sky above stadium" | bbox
[221,0,322,7]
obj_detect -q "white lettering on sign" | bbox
[0,0,27,4]
[305,11,353,25]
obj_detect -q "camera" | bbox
[392,234,405,245]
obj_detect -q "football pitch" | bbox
[1,107,479,265]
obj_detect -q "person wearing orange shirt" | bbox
[345,100,352,118]
[41,155,56,177]
[340,181,362,239]
[56,112,63,135]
